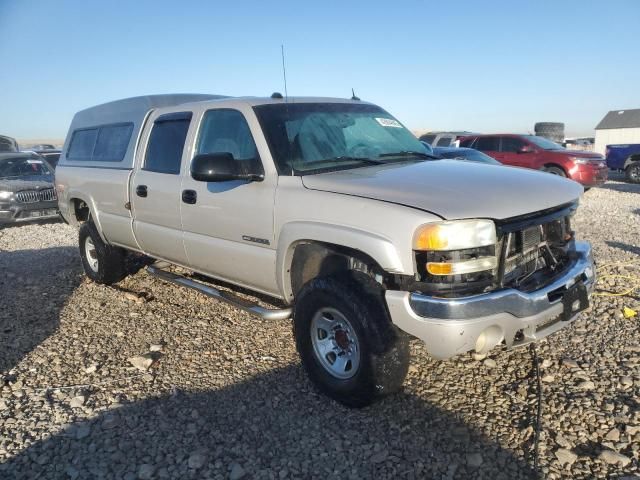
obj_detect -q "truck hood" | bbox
[0,175,54,193]
[301,160,583,220]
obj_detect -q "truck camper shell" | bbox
[59,94,227,169]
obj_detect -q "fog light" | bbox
[475,332,487,353]
[474,326,504,354]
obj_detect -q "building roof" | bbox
[595,109,640,130]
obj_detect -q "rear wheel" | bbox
[79,222,127,284]
[625,163,640,184]
[544,166,566,177]
[294,273,410,408]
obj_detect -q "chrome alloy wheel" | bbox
[84,236,99,272]
[310,307,361,379]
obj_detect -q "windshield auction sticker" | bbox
[375,118,403,128]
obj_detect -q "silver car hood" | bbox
[301,160,583,220]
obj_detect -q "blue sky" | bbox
[1,0,639,140]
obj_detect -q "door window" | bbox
[435,136,453,147]
[197,109,259,160]
[196,109,262,175]
[500,137,526,153]
[144,112,192,174]
[475,136,500,151]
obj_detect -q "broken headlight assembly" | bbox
[413,220,498,296]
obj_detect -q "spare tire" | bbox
[535,122,565,144]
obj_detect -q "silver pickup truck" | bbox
[55,94,595,407]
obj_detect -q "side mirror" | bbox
[191,153,263,182]
[518,145,534,154]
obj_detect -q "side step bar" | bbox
[147,265,292,321]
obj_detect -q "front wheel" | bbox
[544,166,566,177]
[294,274,410,408]
[79,222,127,284]
[625,163,640,184]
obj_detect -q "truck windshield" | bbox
[524,135,564,151]
[0,157,52,178]
[254,103,431,175]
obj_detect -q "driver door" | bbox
[180,107,279,296]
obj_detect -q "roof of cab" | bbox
[70,94,369,127]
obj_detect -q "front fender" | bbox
[276,221,405,301]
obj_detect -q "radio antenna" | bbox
[281,44,289,102]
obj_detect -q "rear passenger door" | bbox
[130,110,193,265]
[474,136,502,162]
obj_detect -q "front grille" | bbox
[15,188,57,203]
[498,206,575,291]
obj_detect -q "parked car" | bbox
[33,149,61,169]
[460,134,608,187]
[432,146,501,164]
[56,94,594,407]
[0,135,19,153]
[0,152,59,224]
[605,144,640,183]
[29,143,57,151]
[419,131,477,148]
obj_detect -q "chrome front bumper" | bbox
[386,241,595,359]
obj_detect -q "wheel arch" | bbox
[624,154,640,170]
[276,222,405,303]
[67,194,108,243]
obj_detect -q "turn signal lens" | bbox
[414,220,496,251]
[415,225,449,250]
[426,262,453,275]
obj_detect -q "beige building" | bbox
[594,109,640,155]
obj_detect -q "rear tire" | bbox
[544,166,566,177]
[625,163,640,184]
[294,273,410,408]
[79,222,127,284]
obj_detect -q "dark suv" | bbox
[0,152,59,224]
[461,134,608,187]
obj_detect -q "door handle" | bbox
[182,189,197,204]
[136,185,148,197]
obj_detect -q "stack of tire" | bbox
[534,122,565,144]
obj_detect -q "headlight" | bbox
[414,220,498,286]
[571,157,602,165]
[0,191,12,200]
[414,219,496,251]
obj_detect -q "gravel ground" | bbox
[1,174,639,480]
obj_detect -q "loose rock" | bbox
[555,448,577,466]
[128,354,155,371]
[598,449,631,467]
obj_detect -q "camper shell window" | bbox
[67,123,133,162]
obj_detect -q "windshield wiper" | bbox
[379,151,440,160]
[320,156,386,165]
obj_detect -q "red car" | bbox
[460,134,608,187]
